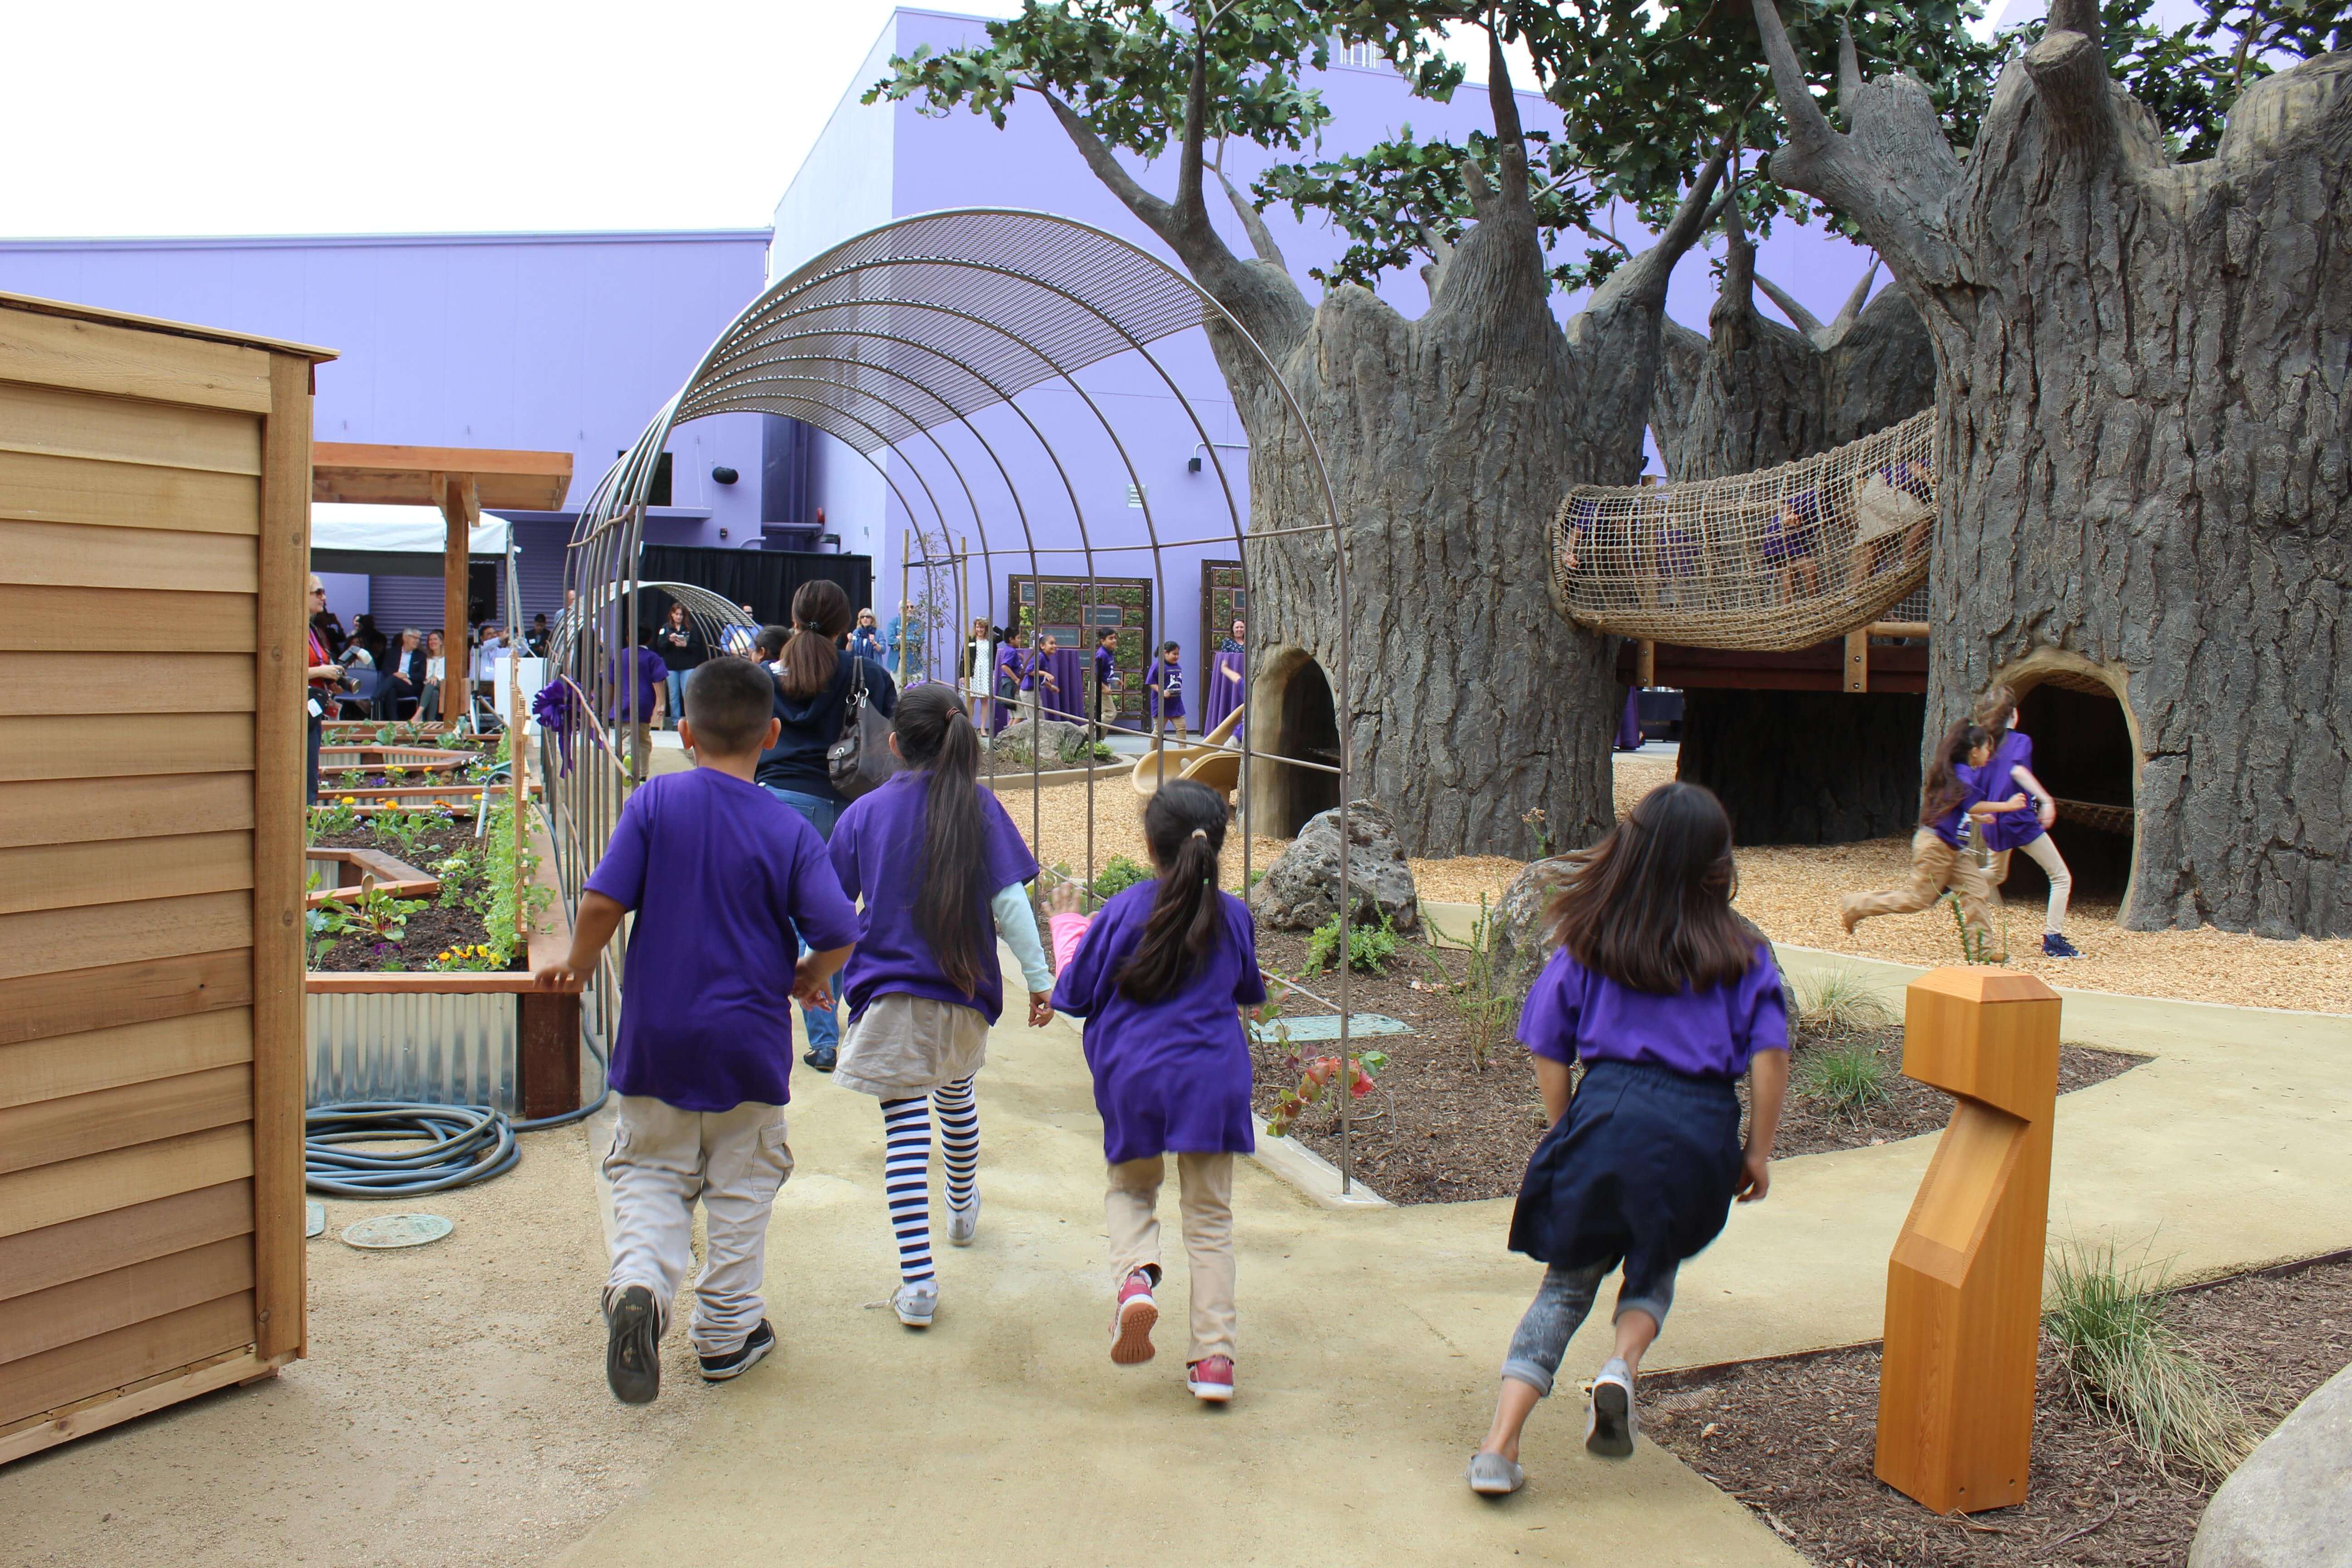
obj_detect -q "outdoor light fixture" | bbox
[1188,439,1247,474]
[711,465,740,485]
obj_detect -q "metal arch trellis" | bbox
[552,209,1376,1189]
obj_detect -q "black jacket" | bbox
[754,655,897,803]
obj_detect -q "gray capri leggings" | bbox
[1499,1259,1678,1397]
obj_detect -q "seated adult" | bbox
[379,628,427,720]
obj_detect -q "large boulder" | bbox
[2188,1362,2352,1568]
[1489,856,1575,975]
[1255,801,1418,932]
[991,718,1094,768]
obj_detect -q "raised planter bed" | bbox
[304,845,440,906]
[318,745,475,774]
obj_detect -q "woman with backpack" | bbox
[754,580,897,1072]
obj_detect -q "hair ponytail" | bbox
[777,579,849,699]
[1921,720,1989,828]
[894,684,989,996]
[1114,779,1230,1004]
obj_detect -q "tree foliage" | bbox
[2079,0,2349,160]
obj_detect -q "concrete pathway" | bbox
[556,946,2350,1566]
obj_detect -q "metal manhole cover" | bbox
[306,1202,326,1238]
[340,1213,454,1250]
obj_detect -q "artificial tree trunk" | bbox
[1753,0,2352,936]
[1047,41,1727,858]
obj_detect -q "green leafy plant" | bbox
[372,804,454,860]
[1264,1047,1390,1139]
[1090,854,1152,903]
[481,797,550,966]
[311,880,424,949]
[1416,896,1519,1070]
[1944,892,2008,965]
[1793,1039,1893,1119]
[308,795,360,837]
[1305,910,1397,975]
[1520,807,1556,861]
[1791,967,1895,1040]
[428,942,506,973]
[2045,1239,2256,1480]
[431,848,481,910]
[336,768,365,789]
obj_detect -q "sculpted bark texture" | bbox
[1753,1,2352,934]
[1045,46,1727,858]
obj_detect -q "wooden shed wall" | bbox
[0,300,313,1461]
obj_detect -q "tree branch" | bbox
[1588,132,1735,313]
[1837,22,1864,126]
[1171,28,1214,246]
[1035,88,1179,240]
[2023,27,2118,154]
[1828,258,1880,336]
[1213,162,1290,273]
[1753,273,1826,338]
[1485,24,1532,214]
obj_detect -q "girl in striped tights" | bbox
[823,686,1055,1327]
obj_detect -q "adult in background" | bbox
[1202,618,1246,739]
[420,630,447,723]
[525,612,553,658]
[1971,685,2079,959]
[753,579,897,1073]
[655,602,705,730]
[965,617,996,730]
[380,628,427,720]
[304,577,344,803]
[848,607,886,662]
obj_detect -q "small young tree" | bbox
[873,0,1996,859]
[1749,0,2352,934]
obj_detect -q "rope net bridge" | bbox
[1553,409,1936,650]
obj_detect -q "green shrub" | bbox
[2046,1239,2255,1480]
[1090,854,1153,902]
[1791,967,1894,1040]
[1306,911,1398,975]
[1793,1039,1892,1117]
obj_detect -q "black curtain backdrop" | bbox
[638,546,872,632]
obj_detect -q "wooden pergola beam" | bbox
[312,441,573,512]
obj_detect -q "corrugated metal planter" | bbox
[306,990,518,1112]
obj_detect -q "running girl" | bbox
[1838,719,2011,957]
[1145,641,1186,740]
[1045,779,1261,1405]
[1468,781,1789,1495]
[1972,685,2080,958]
[823,685,1056,1328]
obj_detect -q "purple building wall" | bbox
[0,229,774,627]
[769,8,1886,659]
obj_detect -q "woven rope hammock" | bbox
[1553,408,1937,651]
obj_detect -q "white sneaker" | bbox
[947,1197,980,1247]
[1585,1357,1637,1457]
[892,1281,938,1328]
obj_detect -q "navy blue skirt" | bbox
[1508,1059,1744,1288]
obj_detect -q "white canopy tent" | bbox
[309,501,512,576]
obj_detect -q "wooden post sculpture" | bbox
[1874,968,2063,1514]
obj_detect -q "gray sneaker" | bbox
[946,1197,980,1247]
[1585,1357,1637,1458]
[1465,1451,1525,1496]
[892,1281,938,1328]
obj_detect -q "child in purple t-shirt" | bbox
[1839,719,2012,958]
[1044,779,1264,1405]
[1145,641,1186,739]
[1971,684,2079,958]
[1467,782,1790,1496]
[536,658,860,1406]
[824,686,1055,1329]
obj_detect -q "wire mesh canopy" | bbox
[549,209,1383,1192]
[1553,409,1936,650]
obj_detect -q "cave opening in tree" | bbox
[1998,675,2139,913]
[1249,647,1340,837]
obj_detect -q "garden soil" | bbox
[1646,1255,2352,1568]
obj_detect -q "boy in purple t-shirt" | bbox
[537,658,859,1405]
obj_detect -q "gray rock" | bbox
[1255,801,1418,932]
[1491,855,1576,975]
[2188,1362,2352,1568]
[990,718,1095,768]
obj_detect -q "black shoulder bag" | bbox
[827,658,899,800]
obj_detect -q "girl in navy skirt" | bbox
[1467,781,1790,1495]
[1045,779,1262,1403]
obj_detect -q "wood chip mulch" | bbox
[1644,1256,2352,1568]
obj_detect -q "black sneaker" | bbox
[605,1284,660,1405]
[699,1319,775,1382]
[2042,932,2084,959]
[803,1044,837,1073]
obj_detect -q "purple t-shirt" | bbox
[606,646,669,725]
[1927,759,1999,850]
[585,768,861,1112]
[828,770,1040,1024]
[1519,942,1788,1080]
[1094,645,1118,687]
[1147,657,1184,717]
[1970,730,2043,851]
[1049,883,1267,1163]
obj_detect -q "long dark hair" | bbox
[1545,781,1760,995]
[894,684,989,996]
[1114,779,1229,1004]
[778,579,850,699]
[1922,720,1990,827]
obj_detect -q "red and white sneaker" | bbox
[1111,1270,1158,1365]
[1186,1355,1235,1403]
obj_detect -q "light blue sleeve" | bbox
[991,882,1053,995]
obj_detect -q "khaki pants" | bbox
[603,1095,794,1358]
[1842,828,2005,959]
[624,720,653,783]
[1107,1153,1236,1363]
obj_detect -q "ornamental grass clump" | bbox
[2045,1239,2257,1481]
[1792,1039,1892,1118]
[1790,967,1893,1041]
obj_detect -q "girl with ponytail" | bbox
[823,684,1054,1330]
[1044,778,1264,1404]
